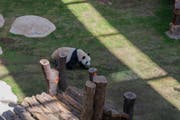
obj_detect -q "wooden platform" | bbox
[1,92,79,120]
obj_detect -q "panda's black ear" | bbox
[82,56,86,59]
[87,53,90,56]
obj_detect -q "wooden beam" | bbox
[22,97,49,120]
[57,93,82,112]
[14,105,35,120]
[37,93,79,120]
[65,86,83,104]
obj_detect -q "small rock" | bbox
[0,14,5,28]
[0,47,3,55]
[10,15,56,38]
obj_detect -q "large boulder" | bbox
[10,15,56,38]
[0,81,17,115]
[0,14,5,28]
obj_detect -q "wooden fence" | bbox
[40,55,136,120]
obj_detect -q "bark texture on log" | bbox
[57,54,68,92]
[56,93,81,118]
[40,59,59,95]
[14,105,35,120]
[93,75,107,120]
[65,86,83,104]
[81,81,96,120]
[40,59,51,92]
[57,93,82,112]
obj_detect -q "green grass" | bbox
[0,0,180,119]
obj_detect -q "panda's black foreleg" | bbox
[66,62,75,69]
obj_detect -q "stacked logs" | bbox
[166,0,180,39]
[40,54,136,120]
[40,53,68,95]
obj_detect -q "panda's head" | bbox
[77,49,91,69]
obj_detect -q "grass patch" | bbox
[0,0,180,119]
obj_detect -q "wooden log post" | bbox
[123,91,136,120]
[88,67,97,81]
[93,75,108,120]
[81,81,96,120]
[57,53,68,92]
[48,69,59,96]
[40,59,59,96]
[40,59,52,93]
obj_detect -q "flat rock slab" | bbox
[0,81,17,115]
[0,14,5,28]
[10,15,56,38]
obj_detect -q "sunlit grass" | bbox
[0,62,25,101]
[148,77,180,109]
[63,0,167,79]
[0,0,179,119]
[62,0,180,110]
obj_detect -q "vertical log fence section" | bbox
[93,75,108,120]
[57,53,68,92]
[40,59,59,96]
[81,81,96,120]
[36,62,137,120]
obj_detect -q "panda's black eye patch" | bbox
[86,61,88,64]
[87,53,90,56]
[82,56,86,59]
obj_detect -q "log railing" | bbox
[40,57,136,120]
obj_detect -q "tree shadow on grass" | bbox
[89,0,180,80]
[87,0,180,119]
[0,0,180,120]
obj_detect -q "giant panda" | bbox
[51,47,91,69]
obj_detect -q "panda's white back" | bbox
[51,47,76,63]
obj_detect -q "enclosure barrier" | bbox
[39,54,136,120]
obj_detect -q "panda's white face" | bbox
[77,49,91,68]
[81,54,91,68]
